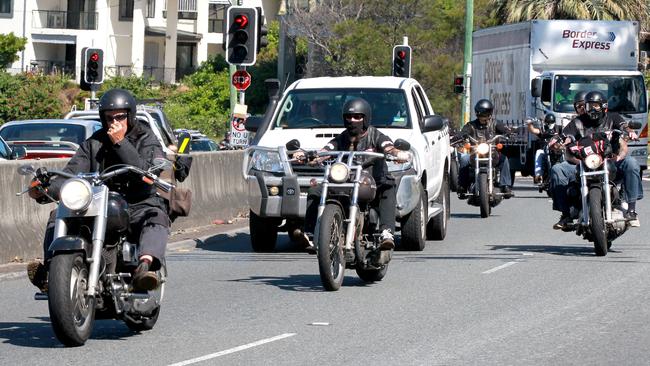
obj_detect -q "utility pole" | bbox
[461,0,473,126]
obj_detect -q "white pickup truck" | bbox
[243,76,451,251]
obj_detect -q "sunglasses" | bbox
[105,113,128,122]
[344,113,365,120]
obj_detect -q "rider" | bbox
[554,77,575,108]
[528,113,563,184]
[294,97,411,252]
[458,99,514,197]
[550,90,642,229]
[26,88,170,292]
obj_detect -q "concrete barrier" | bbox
[0,151,248,264]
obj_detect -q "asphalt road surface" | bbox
[1,177,649,365]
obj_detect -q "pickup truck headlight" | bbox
[584,154,603,170]
[329,162,349,183]
[477,143,490,155]
[60,178,92,212]
[250,150,284,173]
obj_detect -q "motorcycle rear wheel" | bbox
[356,265,388,282]
[478,173,490,218]
[48,253,96,346]
[588,187,608,256]
[317,204,346,291]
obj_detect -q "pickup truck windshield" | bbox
[553,75,647,114]
[273,89,411,129]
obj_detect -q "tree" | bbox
[490,0,649,34]
[0,33,27,68]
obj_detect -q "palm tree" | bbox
[490,0,649,35]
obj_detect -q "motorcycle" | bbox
[565,123,640,256]
[16,159,173,346]
[461,135,508,218]
[292,139,411,291]
[449,133,464,193]
[536,134,565,196]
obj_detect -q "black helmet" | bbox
[584,91,607,121]
[342,97,372,128]
[543,114,556,126]
[474,99,494,117]
[98,88,137,129]
[573,90,588,112]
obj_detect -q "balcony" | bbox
[163,0,198,20]
[32,10,98,30]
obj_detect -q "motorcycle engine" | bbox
[610,208,627,234]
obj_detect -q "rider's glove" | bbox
[396,151,412,163]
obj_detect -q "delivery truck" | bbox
[470,19,648,174]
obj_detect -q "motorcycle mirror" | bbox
[393,139,411,151]
[17,164,35,176]
[627,121,642,130]
[176,131,191,154]
[285,139,301,150]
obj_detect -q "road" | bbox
[1,177,649,365]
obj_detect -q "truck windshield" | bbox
[554,75,647,114]
[272,89,411,129]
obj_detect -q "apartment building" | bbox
[0,0,280,83]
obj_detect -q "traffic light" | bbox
[256,7,268,53]
[392,45,411,77]
[453,75,465,94]
[225,6,258,66]
[84,48,104,84]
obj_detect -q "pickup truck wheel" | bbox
[400,185,426,251]
[249,210,279,252]
[428,173,449,240]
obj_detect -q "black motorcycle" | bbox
[17,159,173,346]
[462,135,508,218]
[292,139,411,291]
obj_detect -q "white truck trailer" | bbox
[470,20,648,174]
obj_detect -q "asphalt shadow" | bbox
[489,243,596,257]
[191,232,307,254]
[229,273,376,292]
[0,317,141,348]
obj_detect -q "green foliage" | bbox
[0,73,72,124]
[163,68,231,138]
[0,33,27,68]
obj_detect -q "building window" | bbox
[147,0,155,18]
[0,0,12,17]
[208,5,226,33]
[119,0,134,20]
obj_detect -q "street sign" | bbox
[232,70,251,91]
[230,115,250,147]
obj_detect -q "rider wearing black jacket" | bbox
[27,89,170,292]
[550,90,642,229]
[458,99,513,197]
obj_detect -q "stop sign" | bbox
[232,70,251,91]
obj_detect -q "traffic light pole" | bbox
[461,0,473,127]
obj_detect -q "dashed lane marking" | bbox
[167,333,297,366]
[482,261,519,274]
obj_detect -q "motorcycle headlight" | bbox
[250,150,284,173]
[329,162,349,183]
[60,179,92,211]
[584,154,603,170]
[477,143,490,155]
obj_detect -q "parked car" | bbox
[65,105,177,154]
[190,138,220,152]
[0,119,102,159]
[0,135,26,160]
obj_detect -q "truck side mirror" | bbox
[531,78,541,98]
[422,115,445,132]
[265,79,280,99]
[541,79,552,105]
[245,116,263,132]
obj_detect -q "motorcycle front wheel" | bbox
[478,173,490,218]
[317,204,346,291]
[48,253,96,346]
[588,187,608,256]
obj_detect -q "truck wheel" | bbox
[428,172,450,240]
[249,210,279,252]
[449,159,459,192]
[401,185,426,251]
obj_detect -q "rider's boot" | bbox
[26,260,48,293]
[133,256,160,291]
[379,229,395,250]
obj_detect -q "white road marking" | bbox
[309,322,330,326]
[482,261,519,274]
[168,333,296,366]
